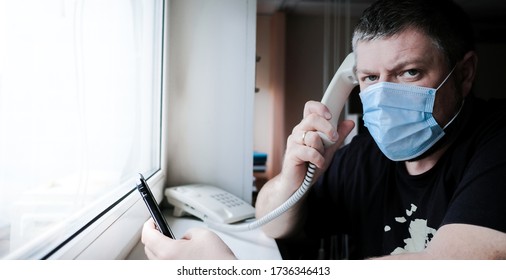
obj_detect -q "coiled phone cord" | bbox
[206,163,317,232]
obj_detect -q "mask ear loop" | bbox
[435,65,457,91]
[437,65,464,130]
[443,100,464,130]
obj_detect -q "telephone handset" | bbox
[165,53,357,231]
[318,53,358,147]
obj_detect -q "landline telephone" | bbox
[165,53,358,232]
[165,184,255,224]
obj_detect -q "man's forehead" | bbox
[354,28,443,71]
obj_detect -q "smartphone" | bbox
[137,173,175,239]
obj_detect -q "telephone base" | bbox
[165,184,255,224]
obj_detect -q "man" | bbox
[142,0,506,259]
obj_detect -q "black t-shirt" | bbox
[304,95,506,259]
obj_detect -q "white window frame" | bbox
[17,1,171,260]
[47,171,167,259]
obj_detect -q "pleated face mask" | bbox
[359,67,458,161]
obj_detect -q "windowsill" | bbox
[43,172,165,260]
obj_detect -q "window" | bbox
[0,0,165,259]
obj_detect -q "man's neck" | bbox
[404,146,448,175]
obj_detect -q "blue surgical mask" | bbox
[359,67,459,161]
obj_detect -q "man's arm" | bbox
[374,224,506,259]
[255,101,355,239]
[255,174,308,238]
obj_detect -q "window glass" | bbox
[0,0,164,258]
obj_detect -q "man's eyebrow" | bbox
[355,68,374,74]
[356,58,429,74]
[391,58,428,69]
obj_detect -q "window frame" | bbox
[2,0,169,260]
[46,171,167,260]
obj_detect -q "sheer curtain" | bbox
[0,0,163,258]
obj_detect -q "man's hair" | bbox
[352,0,475,67]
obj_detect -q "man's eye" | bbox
[401,69,419,78]
[364,75,379,82]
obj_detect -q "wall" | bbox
[284,15,325,142]
[254,15,274,175]
[254,13,285,181]
[166,0,256,202]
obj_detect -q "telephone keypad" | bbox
[211,193,245,208]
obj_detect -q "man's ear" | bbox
[459,51,478,97]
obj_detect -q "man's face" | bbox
[354,27,461,128]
